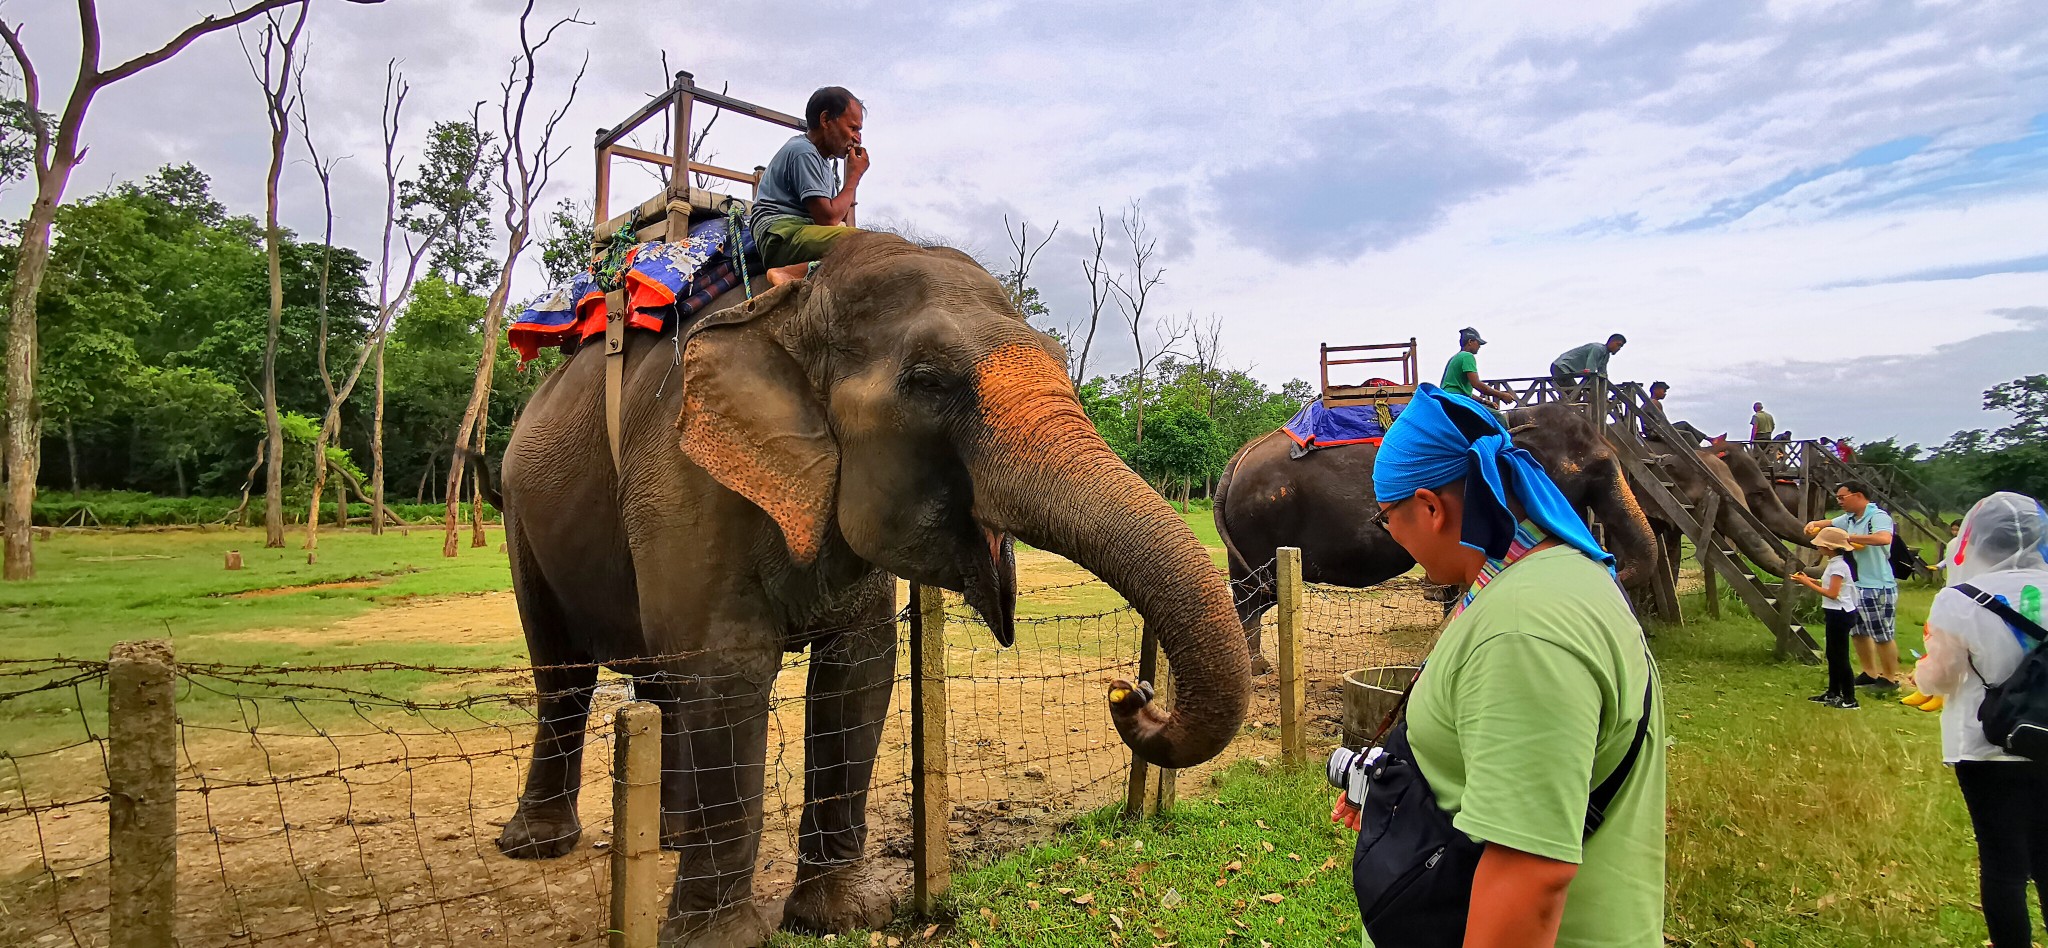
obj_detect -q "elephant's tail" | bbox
[1213,429,1277,580]
[458,448,505,513]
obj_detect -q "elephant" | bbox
[1213,400,1659,674]
[1711,440,1811,545]
[1635,435,1801,583]
[490,232,1248,947]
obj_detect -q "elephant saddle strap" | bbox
[603,288,628,471]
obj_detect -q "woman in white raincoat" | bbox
[1914,491,2048,948]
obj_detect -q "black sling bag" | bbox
[1351,673,1655,947]
[1954,583,2048,760]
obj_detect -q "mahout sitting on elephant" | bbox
[489,231,1249,948]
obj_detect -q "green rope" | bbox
[593,225,636,293]
[724,200,753,300]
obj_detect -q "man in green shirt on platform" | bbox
[1439,327,1519,407]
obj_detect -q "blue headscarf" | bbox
[1372,384,1613,568]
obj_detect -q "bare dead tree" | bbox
[291,38,350,535]
[1070,206,1112,386]
[441,1,590,558]
[1189,313,1225,417]
[1001,214,1058,316]
[307,64,464,549]
[240,3,311,549]
[0,0,378,579]
[1108,199,1180,449]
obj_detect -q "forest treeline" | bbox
[7,165,1318,519]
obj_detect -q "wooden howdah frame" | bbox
[1319,339,1420,408]
[592,71,818,246]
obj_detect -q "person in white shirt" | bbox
[1943,518,1966,587]
[1913,492,2048,948]
[1790,526,1861,708]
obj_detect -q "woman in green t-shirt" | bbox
[1365,384,1666,948]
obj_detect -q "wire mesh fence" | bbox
[0,554,1446,947]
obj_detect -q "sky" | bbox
[3,0,2045,449]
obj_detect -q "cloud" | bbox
[1206,111,1525,262]
[1822,253,2048,289]
[1685,307,2048,447]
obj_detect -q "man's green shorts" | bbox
[757,215,854,269]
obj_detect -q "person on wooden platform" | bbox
[1439,327,1519,407]
[1750,401,1776,441]
[753,86,868,286]
[1548,334,1626,395]
[1641,381,1714,445]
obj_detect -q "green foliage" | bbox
[538,197,595,284]
[1871,375,2048,509]
[1079,356,1311,493]
[400,118,498,291]
[0,95,53,191]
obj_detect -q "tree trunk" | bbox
[442,232,523,557]
[371,340,387,535]
[173,456,186,498]
[333,468,346,529]
[4,158,74,580]
[64,417,79,493]
[468,396,489,549]
[260,145,287,549]
[417,453,433,505]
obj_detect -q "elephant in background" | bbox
[1636,435,1802,583]
[1712,440,1811,545]
[493,232,1248,947]
[1214,400,1658,674]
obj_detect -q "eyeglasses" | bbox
[1372,496,1411,531]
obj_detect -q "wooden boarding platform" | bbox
[1319,339,1419,408]
[591,71,815,247]
[1483,375,1820,661]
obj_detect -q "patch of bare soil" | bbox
[229,580,389,599]
[0,564,1444,947]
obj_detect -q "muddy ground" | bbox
[0,553,1452,947]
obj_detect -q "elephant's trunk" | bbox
[965,343,1250,770]
[1587,461,1658,590]
[1717,504,1798,579]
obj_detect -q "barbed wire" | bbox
[0,571,1439,946]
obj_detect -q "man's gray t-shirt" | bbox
[1553,342,1611,376]
[752,134,838,232]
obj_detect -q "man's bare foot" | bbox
[765,263,809,287]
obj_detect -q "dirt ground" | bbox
[0,551,1442,947]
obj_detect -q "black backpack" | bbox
[1351,681,1653,946]
[1955,583,2048,760]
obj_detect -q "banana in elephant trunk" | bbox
[966,343,1251,771]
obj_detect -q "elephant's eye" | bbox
[901,364,954,396]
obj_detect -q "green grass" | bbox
[5,518,2011,946]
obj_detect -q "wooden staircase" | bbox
[1487,376,1820,661]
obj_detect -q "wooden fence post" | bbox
[109,640,177,948]
[609,701,662,948]
[1124,617,1163,819]
[910,585,951,913]
[1150,659,1177,812]
[1277,547,1306,766]
[1696,493,1722,620]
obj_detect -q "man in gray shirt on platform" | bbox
[753,86,869,285]
[1550,334,1627,395]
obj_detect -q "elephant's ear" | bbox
[676,281,838,565]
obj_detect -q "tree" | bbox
[314,62,467,547]
[1107,200,1184,453]
[401,118,498,290]
[442,0,588,557]
[293,37,346,534]
[1070,207,1111,386]
[0,0,374,579]
[538,196,593,284]
[243,2,310,548]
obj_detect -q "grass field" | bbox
[5,523,2021,947]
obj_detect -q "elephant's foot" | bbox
[782,861,896,935]
[1249,651,1273,677]
[659,899,775,948]
[495,803,581,859]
